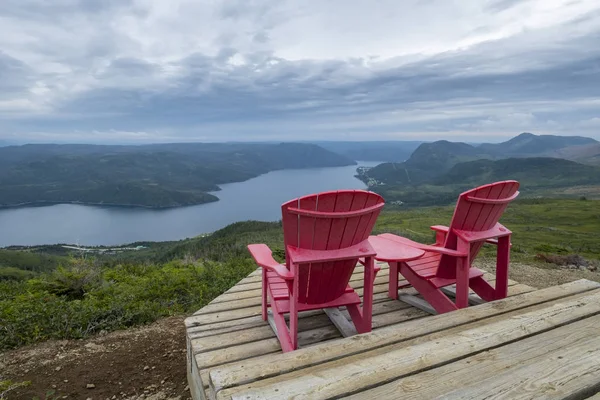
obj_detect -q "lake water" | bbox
[0,161,381,246]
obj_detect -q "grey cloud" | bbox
[1,0,600,142]
[0,52,34,97]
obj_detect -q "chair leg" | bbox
[289,264,299,350]
[268,303,294,352]
[400,264,457,314]
[261,268,268,321]
[455,257,470,309]
[495,235,510,299]
[388,262,399,300]
[455,240,470,309]
[348,256,374,333]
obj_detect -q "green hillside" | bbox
[478,132,598,156]
[360,133,600,189]
[0,143,355,208]
[436,157,600,188]
[1,198,598,350]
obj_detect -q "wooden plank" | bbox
[190,280,394,323]
[344,314,600,399]
[216,289,600,399]
[324,308,358,337]
[207,280,600,397]
[222,263,390,294]
[440,283,536,306]
[192,313,333,353]
[398,294,436,315]
[193,300,420,358]
[187,336,207,400]
[201,273,393,313]
[440,286,485,305]
[446,342,600,400]
[196,304,427,372]
[266,311,279,338]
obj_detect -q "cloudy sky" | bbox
[1,0,599,143]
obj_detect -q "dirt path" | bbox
[1,316,190,400]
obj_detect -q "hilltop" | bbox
[0,143,355,209]
[478,132,598,156]
[358,133,600,205]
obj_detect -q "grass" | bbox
[0,198,598,351]
[374,198,600,262]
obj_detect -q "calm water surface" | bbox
[0,162,381,246]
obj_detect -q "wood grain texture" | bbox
[208,280,598,397]
[218,290,600,399]
[344,314,600,399]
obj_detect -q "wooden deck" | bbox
[185,262,600,399]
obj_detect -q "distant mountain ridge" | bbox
[357,132,600,206]
[0,142,355,208]
[478,132,598,156]
[362,132,600,185]
[436,157,600,187]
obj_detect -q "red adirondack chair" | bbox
[247,190,385,352]
[370,180,519,314]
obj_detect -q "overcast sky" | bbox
[1,0,599,143]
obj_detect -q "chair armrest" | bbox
[247,244,294,280]
[287,240,376,265]
[430,225,449,233]
[430,225,449,245]
[453,223,512,243]
[377,233,468,258]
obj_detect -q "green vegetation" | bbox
[357,133,600,206]
[0,379,31,399]
[1,199,598,351]
[0,143,354,208]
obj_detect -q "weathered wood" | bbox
[266,311,278,338]
[398,293,437,314]
[188,350,207,400]
[324,307,358,337]
[194,299,423,362]
[216,289,600,399]
[440,286,485,304]
[345,313,600,399]
[440,283,536,305]
[209,282,593,392]
[440,321,600,399]
[190,280,393,321]
[208,281,599,397]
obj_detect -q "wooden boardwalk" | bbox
[185,263,600,399]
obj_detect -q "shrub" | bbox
[0,257,256,350]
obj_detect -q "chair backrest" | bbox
[281,190,385,304]
[437,180,520,279]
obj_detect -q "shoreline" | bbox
[0,198,220,210]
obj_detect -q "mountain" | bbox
[0,143,355,208]
[404,140,484,171]
[316,141,423,162]
[550,143,600,166]
[360,133,600,187]
[357,140,486,186]
[478,132,598,156]
[436,157,600,188]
